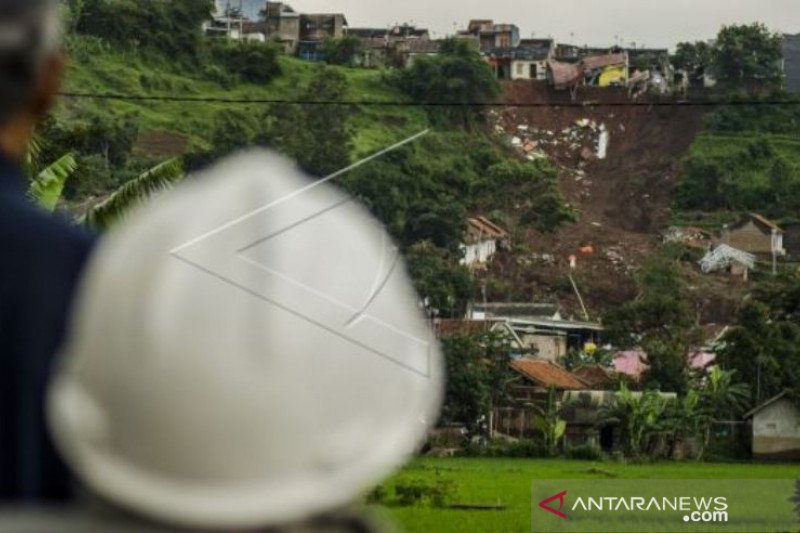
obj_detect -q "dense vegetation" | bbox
[673,132,800,218]
[45,3,575,317]
[674,23,784,96]
[717,271,800,404]
[672,24,800,222]
[604,246,702,394]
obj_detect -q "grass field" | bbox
[373,458,800,533]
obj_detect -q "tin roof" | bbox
[435,319,495,337]
[511,359,588,390]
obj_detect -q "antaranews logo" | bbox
[538,491,568,519]
[531,480,797,533]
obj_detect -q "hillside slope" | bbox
[485,82,707,315]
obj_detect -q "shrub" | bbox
[208,41,282,84]
[566,443,605,461]
[393,476,456,507]
[460,438,547,458]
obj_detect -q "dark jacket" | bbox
[0,154,95,501]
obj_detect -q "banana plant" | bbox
[81,158,184,231]
[531,389,568,457]
[28,153,79,212]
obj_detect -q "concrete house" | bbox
[488,39,554,81]
[262,2,301,53]
[299,13,348,42]
[492,359,588,438]
[744,392,800,460]
[466,304,603,362]
[549,52,629,90]
[459,20,520,52]
[721,214,786,257]
[398,39,443,68]
[514,39,555,80]
[783,34,800,94]
[460,216,508,267]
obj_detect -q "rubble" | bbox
[495,116,609,164]
[700,245,756,274]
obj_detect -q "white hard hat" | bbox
[48,151,443,530]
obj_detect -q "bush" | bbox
[393,476,456,507]
[460,438,547,458]
[209,41,282,83]
[566,444,605,461]
[365,485,388,505]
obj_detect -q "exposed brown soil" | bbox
[134,131,189,158]
[484,81,707,317]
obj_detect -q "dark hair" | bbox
[0,0,59,123]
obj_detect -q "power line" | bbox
[57,91,800,108]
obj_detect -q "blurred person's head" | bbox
[0,0,63,161]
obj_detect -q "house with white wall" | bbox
[745,391,800,460]
[460,216,508,267]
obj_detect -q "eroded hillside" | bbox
[484,82,708,316]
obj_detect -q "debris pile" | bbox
[491,111,610,163]
[663,226,713,249]
[699,245,756,274]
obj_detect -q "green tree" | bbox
[701,366,751,420]
[672,41,713,86]
[82,158,185,230]
[405,241,473,319]
[270,67,353,176]
[663,389,709,458]
[604,248,699,394]
[397,38,499,126]
[440,331,514,435]
[531,389,567,456]
[76,0,215,63]
[321,36,362,66]
[599,383,669,457]
[712,23,784,96]
[209,40,282,83]
[717,296,800,404]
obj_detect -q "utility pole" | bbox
[772,228,779,276]
[567,254,590,322]
[238,0,244,41]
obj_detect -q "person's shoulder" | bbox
[0,191,95,267]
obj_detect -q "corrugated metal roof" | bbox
[511,359,588,390]
[436,319,495,337]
